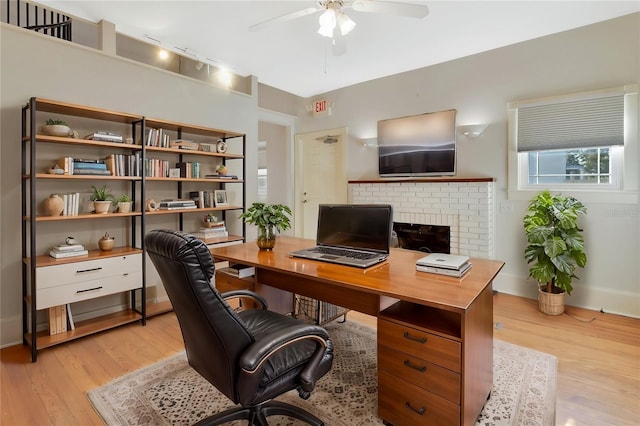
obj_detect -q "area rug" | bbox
[88,321,557,426]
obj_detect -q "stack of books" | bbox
[415,253,472,277]
[49,243,88,259]
[85,131,123,143]
[197,222,228,241]
[158,199,197,210]
[218,263,255,278]
[72,158,110,176]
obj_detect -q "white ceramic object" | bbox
[41,124,72,137]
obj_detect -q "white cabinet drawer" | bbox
[36,254,141,289]
[36,271,142,309]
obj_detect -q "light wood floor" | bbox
[1,293,638,425]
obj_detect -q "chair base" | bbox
[194,400,324,426]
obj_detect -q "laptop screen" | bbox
[316,204,393,253]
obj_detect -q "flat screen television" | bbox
[378,109,457,177]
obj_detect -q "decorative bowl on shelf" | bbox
[41,124,72,137]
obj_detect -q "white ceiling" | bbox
[36,1,639,98]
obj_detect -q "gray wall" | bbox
[292,13,640,317]
[0,23,259,346]
[1,13,639,347]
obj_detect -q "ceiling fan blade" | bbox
[350,1,429,19]
[249,6,321,32]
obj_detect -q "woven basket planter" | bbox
[538,287,565,315]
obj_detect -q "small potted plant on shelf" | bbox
[239,202,292,250]
[523,190,587,315]
[116,194,132,213]
[203,213,221,228]
[215,164,228,176]
[41,118,72,137]
[90,185,114,214]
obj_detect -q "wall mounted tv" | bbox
[378,109,457,177]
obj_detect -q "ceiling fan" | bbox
[249,1,429,55]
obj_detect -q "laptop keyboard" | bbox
[310,246,378,260]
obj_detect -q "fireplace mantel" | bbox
[349,177,495,184]
[349,179,495,258]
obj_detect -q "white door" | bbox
[294,128,348,239]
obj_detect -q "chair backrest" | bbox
[145,229,254,402]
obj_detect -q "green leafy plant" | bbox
[523,190,587,295]
[90,185,114,202]
[46,118,68,126]
[116,194,131,204]
[239,202,292,233]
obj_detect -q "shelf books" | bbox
[73,158,110,176]
[176,161,201,178]
[205,174,239,179]
[144,127,170,148]
[85,131,123,143]
[218,263,255,279]
[158,199,197,210]
[50,242,87,258]
[48,305,68,335]
[189,190,217,208]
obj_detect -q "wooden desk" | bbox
[211,237,504,426]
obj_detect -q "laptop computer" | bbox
[416,253,470,270]
[289,204,393,268]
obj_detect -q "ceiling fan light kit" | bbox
[317,1,357,38]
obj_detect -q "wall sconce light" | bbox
[457,124,488,138]
[358,137,378,147]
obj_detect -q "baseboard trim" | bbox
[494,272,640,319]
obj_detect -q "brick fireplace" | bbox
[349,177,495,258]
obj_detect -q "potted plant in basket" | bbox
[523,190,587,315]
[41,118,72,137]
[239,202,292,250]
[90,185,114,214]
[116,194,132,213]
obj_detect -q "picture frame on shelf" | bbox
[214,190,229,207]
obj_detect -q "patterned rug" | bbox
[88,321,557,426]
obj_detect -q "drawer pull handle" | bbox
[403,331,427,344]
[76,286,103,294]
[76,267,102,274]
[405,401,426,416]
[403,359,427,373]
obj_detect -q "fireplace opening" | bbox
[392,222,450,254]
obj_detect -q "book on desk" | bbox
[415,253,472,277]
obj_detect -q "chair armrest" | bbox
[239,323,330,374]
[221,290,268,309]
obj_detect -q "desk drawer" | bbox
[36,254,141,289]
[378,345,460,404]
[379,369,460,426]
[378,319,461,372]
[36,271,142,309]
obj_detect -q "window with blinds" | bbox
[508,85,637,192]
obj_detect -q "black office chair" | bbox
[145,229,334,426]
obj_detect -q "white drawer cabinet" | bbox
[35,254,142,309]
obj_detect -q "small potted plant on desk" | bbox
[523,190,587,315]
[240,202,292,250]
[90,185,114,214]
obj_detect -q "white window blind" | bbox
[517,94,624,152]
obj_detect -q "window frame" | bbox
[507,85,638,204]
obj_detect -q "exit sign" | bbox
[314,99,327,113]
[309,99,332,117]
